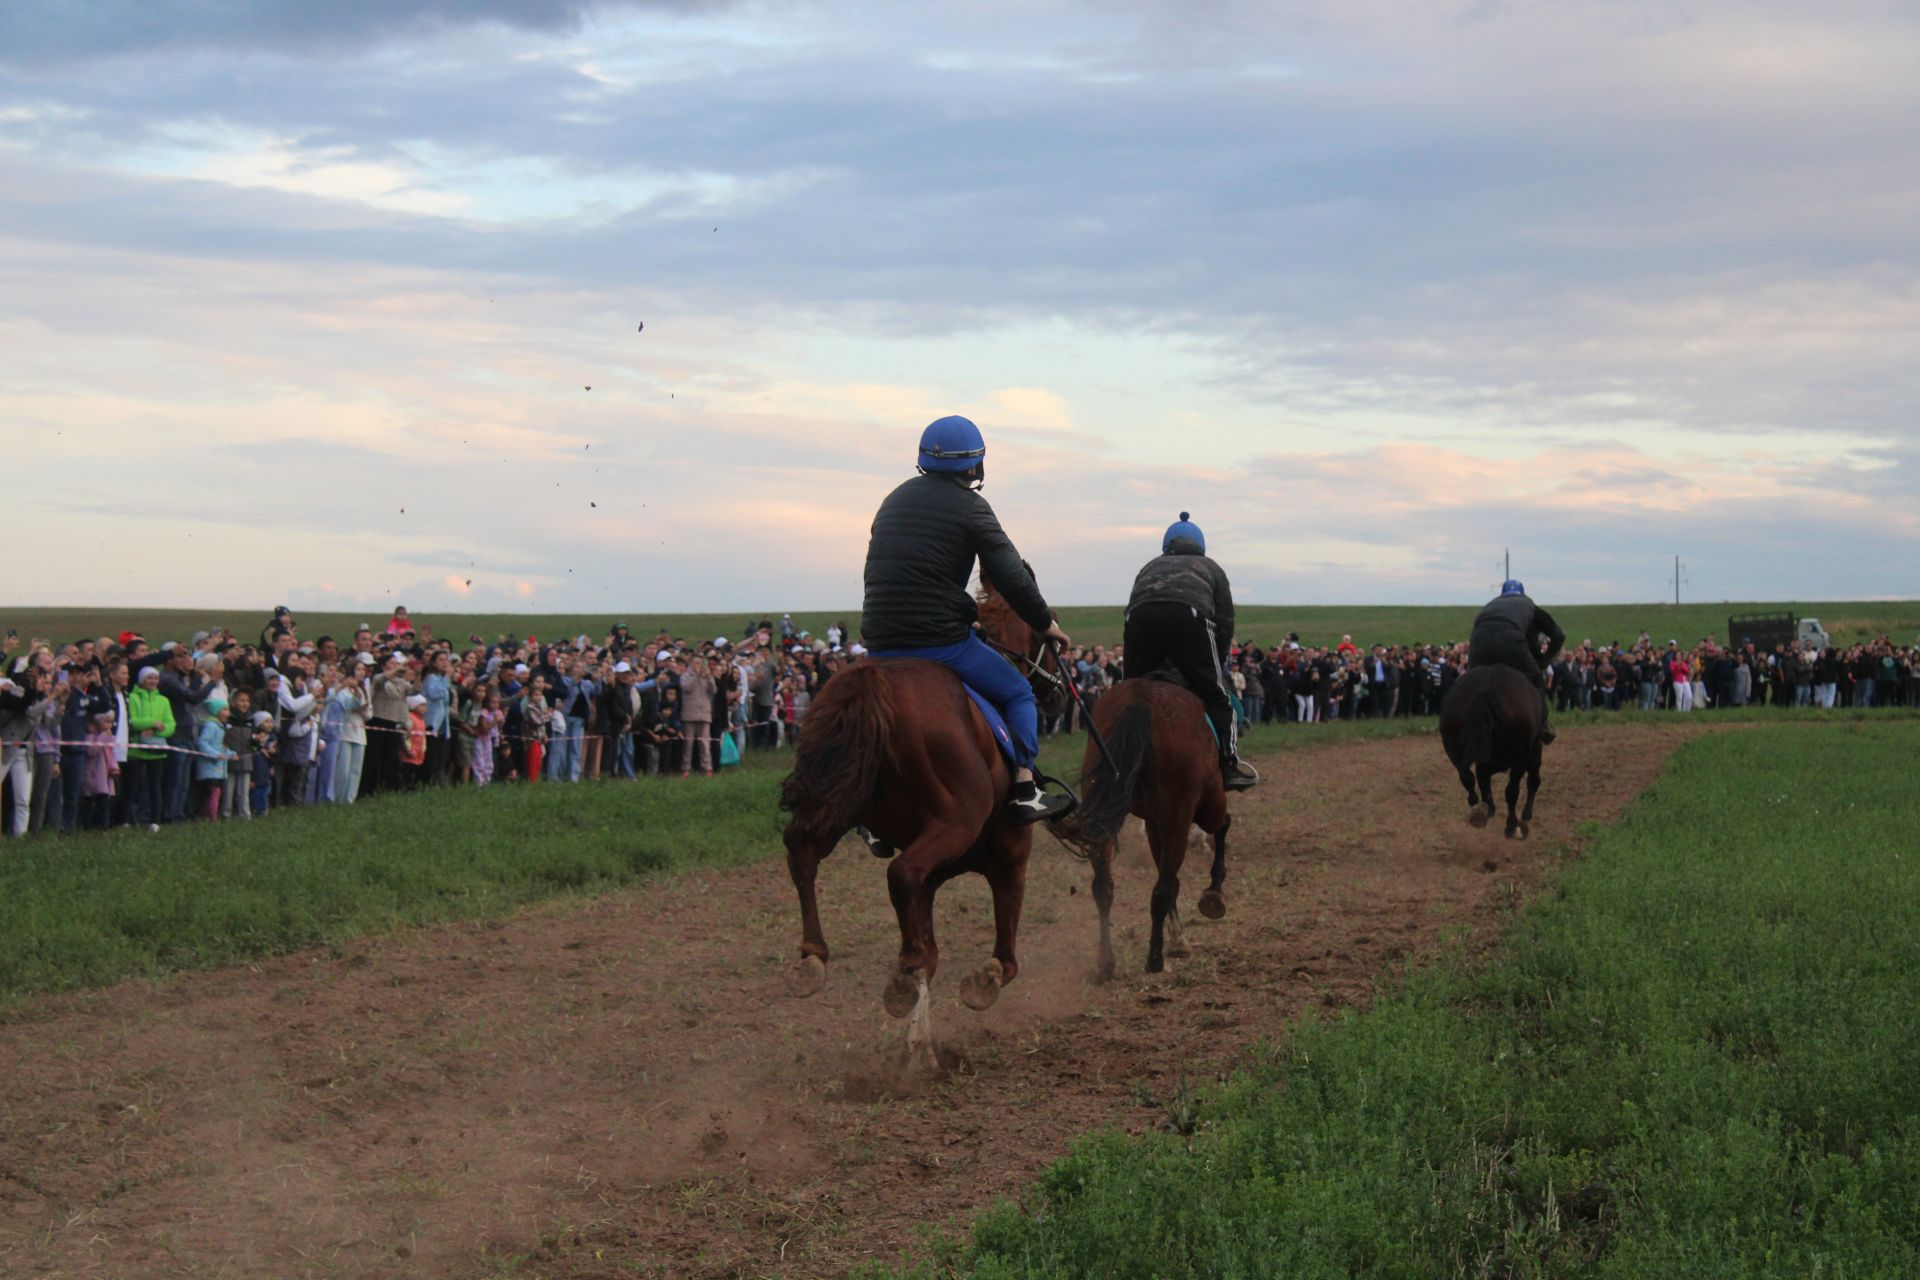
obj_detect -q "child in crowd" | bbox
[470,688,501,787]
[81,709,118,831]
[224,688,254,818]
[518,675,550,782]
[401,693,428,787]
[249,710,276,816]
[192,698,236,819]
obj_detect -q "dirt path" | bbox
[0,725,1692,1279]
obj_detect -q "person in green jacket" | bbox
[125,664,175,829]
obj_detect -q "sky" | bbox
[4,0,1916,614]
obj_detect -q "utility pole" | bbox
[1674,555,1682,605]
[1505,548,1510,582]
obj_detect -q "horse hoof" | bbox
[958,958,1004,1011]
[1507,822,1530,842]
[1468,808,1489,829]
[790,954,827,999]
[1167,940,1192,960]
[1197,889,1227,920]
[883,969,921,1019]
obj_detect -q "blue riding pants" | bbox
[869,632,1039,769]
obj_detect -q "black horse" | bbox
[1439,665,1543,840]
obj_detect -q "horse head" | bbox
[977,562,1069,717]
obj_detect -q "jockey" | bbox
[1122,513,1258,791]
[861,415,1076,823]
[1468,579,1566,745]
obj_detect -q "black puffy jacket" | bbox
[1469,593,1566,669]
[861,474,1052,650]
[1125,539,1236,659]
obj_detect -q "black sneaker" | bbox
[1538,726,1557,746]
[1222,757,1259,792]
[1007,779,1076,825]
[857,826,895,858]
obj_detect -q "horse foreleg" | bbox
[784,822,832,998]
[1503,768,1526,840]
[1164,902,1190,959]
[1197,813,1229,920]
[1090,846,1117,984]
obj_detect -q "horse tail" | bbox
[778,664,894,840]
[1459,687,1498,766]
[1056,700,1154,860]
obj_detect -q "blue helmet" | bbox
[917,415,986,474]
[1163,512,1205,553]
[1501,578,1526,597]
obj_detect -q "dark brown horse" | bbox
[1055,677,1231,979]
[1439,664,1543,840]
[778,577,1063,1067]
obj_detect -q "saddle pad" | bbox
[963,685,1019,765]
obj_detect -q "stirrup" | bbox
[1223,757,1259,792]
[1007,772,1078,825]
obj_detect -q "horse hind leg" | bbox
[1197,813,1229,920]
[1458,765,1486,827]
[1090,845,1118,984]
[1473,763,1497,828]
[1144,817,1187,974]
[1164,902,1190,959]
[1503,767,1527,841]
[1520,751,1542,833]
[784,821,833,998]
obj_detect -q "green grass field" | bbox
[870,720,1920,1279]
[4,709,1914,1007]
[7,599,1917,653]
[0,718,1421,1005]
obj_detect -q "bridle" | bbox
[977,631,1065,695]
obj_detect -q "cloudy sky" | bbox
[4,0,1916,613]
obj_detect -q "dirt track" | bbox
[0,725,1692,1279]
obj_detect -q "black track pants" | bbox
[1123,601,1235,756]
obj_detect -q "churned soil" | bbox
[0,724,1694,1279]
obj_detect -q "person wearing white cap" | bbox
[123,663,174,830]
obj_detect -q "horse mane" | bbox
[976,565,1036,648]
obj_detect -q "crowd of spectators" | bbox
[3,608,1915,840]
[1055,631,1920,730]
[0,608,860,838]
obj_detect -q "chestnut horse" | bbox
[1439,664,1543,839]
[1055,677,1231,979]
[778,577,1063,1067]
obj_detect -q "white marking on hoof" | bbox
[905,977,937,1072]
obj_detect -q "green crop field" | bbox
[871,720,1920,1279]
[5,599,1917,654]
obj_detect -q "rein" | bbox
[978,632,1065,693]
